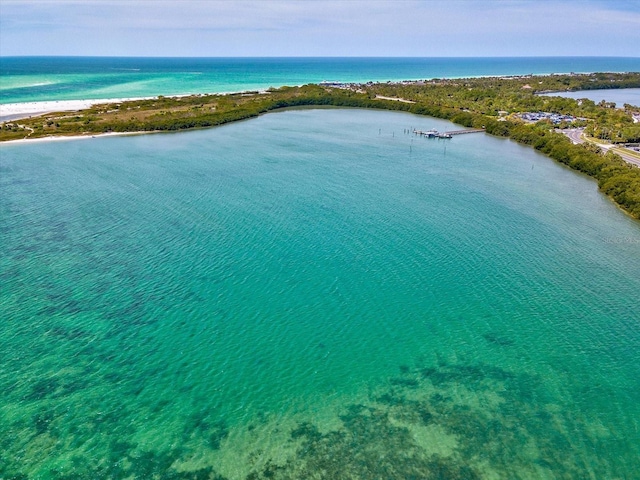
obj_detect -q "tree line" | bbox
[2,73,640,218]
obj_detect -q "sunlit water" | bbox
[2,56,640,104]
[540,87,640,108]
[1,108,639,479]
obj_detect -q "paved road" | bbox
[559,128,640,167]
[563,128,585,145]
[610,147,640,167]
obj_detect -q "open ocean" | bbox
[1,56,640,104]
[1,58,640,479]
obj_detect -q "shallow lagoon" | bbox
[1,108,639,478]
[540,87,640,108]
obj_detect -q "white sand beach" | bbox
[0,130,153,146]
[0,97,154,122]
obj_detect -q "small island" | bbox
[3,72,640,219]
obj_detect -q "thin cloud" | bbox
[1,0,638,56]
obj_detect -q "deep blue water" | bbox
[1,56,639,104]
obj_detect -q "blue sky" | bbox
[1,0,638,57]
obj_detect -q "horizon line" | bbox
[2,55,640,59]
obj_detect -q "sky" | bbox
[0,0,639,57]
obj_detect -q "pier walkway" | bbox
[445,128,485,135]
[411,128,484,139]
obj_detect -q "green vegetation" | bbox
[2,72,640,219]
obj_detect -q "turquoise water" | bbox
[2,56,640,104]
[1,107,640,478]
[540,87,640,108]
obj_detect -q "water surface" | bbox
[540,87,640,107]
[2,56,639,104]
[1,108,639,479]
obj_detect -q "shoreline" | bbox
[0,130,155,146]
[0,90,278,123]
[4,72,638,122]
[3,76,638,123]
[1,75,639,220]
[0,104,330,146]
[0,97,157,122]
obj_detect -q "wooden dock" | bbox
[444,128,485,136]
[412,128,484,139]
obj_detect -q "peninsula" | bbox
[2,72,640,219]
